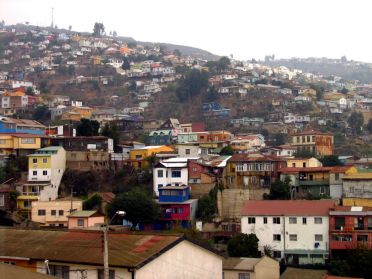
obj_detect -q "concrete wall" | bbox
[136,240,222,279]
[218,189,251,221]
[153,167,188,197]
[343,180,372,199]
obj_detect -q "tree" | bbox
[216,56,231,72]
[263,176,291,200]
[348,111,364,134]
[25,87,34,96]
[176,69,209,102]
[293,149,316,158]
[76,118,100,136]
[93,22,105,37]
[83,193,102,210]
[227,233,261,257]
[101,123,120,150]
[196,185,218,222]
[173,49,181,56]
[121,57,131,70]
[32,105,51,122]
[273,133,286,145]
[112,31,117,37]
[366,119,372,134]
[220,145,234,156]
[107,189,160,228]
[339,87,349,94]
[320,155,343,166]
[68,25,72,31]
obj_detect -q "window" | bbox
[0,139,5,144]
[289,217,297,224]
[368,217,372,230]
[315,234,323,241]
[335,173,340,181]
[273,234,281,241]
[23,200,30,208]
[263,217,267,224]
[43,170,47,176]
[33,170,37,176]
[38,209,46,216]
[51,210,56,216]
[21,138,36,144]
[314,217,323,224]
[273,251,281,258]
[354,217,364,230]
[59,210,64,216]
[289,234,297,241]
[335,217,345,230]
[135,155,142,159]
[0,194,4,207]
[98,269,115,279]
[303,162,307,168]
[49,265,70,279]
[157,170,163,178]
[43,158,48,163]
[248,217,256,224]
[238,273,250,279]
[77,219,84,227]
[273,217,281,224]
[171,170,181,178]
[177,207,184,214]
[357,235,368,242]
[32,158,37,164]
[185,149,190,155]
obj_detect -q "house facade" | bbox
[241,200,336,265]
[291,131,334,156]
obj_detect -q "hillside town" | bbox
[0,21,371,279]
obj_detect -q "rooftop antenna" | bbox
[51,7,54,28]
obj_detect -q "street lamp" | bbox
[103,210,126,279]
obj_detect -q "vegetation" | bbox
[93,22,105,37]
[176,69,209,102]
[219,145,234,156]
[227,233,261,257]
[107,189,160,228]
[196,184,219,222]
[348,111,364,134]
[319,155,343,166]
[76,118,100,137]
[263,176,291,200]
[83,193,102,210]
[101,123,120,150]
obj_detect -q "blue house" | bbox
[149,130,172,145]
[0,117,46,135]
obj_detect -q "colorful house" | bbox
[67,210,105,229]
[0,116,45,135]
[17,147,66,213]
[155,185,198,230]
[61,107,93,121]
[129,145,174,170]
[329,205,372,255]
[0,133,42,157]
[291,130,334,156]
[342,172,372,206]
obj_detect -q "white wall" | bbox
[136,240,222,279]
[241,216,284,255]
[153,167,188,197]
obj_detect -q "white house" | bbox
[0,228,223,279]
[241,200,336,265]
[153,157,191,197]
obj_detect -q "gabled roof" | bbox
[0,228,220,269]
[241,200,336,216]
[68,210,103,218]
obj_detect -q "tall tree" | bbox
[348,111,364,134]
[121,57,131,70]
[107,189,160,228]
[76,118,100,136]
[263,176,291,200]
[320,155,343,167]
[93,22,105,37]
[176,69,209,102]
[227,233,261,257]
[367,119,372,134]
[101,123,120,150]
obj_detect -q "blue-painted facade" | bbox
[149,130,172,145]
[158,186,190,203]
[0,121,45,135]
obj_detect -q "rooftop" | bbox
[68,210,103,218]
[242,200,336,216]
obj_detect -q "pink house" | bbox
[67,210,105,229]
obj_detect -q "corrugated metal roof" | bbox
[0,263,55,279]
[68,210,102,217]
[0,228,183,268]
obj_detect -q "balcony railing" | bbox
[299,180,328,186]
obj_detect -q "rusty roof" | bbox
[0,228,184,269]
[279,167,332,173]
[0,263,55,279]
[229,154,284,162]
[242,200,336,216]
[292,130,333,136]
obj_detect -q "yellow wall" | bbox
[342,198,372,207]
[0,135,41,154]
[286,157,322,168]
[129,146,174,169]
[28,155,52,169]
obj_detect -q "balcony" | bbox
[299,180,328,186]
[330,232,372,250]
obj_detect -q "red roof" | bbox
[241,200,336,216]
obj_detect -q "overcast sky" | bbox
[1,0,372,62]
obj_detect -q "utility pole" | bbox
[69,185,76,213]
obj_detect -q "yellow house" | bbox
[17,147,66,214]
[61,107,94,121]
[0,134,42,157]
[286,157,322,168]
[31,198,83,227]
[92,55,102,65]
[129,145,174,170]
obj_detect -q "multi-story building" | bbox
[0,133,42,158]
[329,205,372,256]
[50,136,114,153]
[1,91,28,109]
[129,145,174,170]
[286,157,322,168]
[291,130,334,156]
[153,157,189,197]
[230,134,265,153]
[342,172,372,206]
[155,185,198,230]
[226,154,286,194]
[16,147,66,212]
[31,199,83,227]
[241,200,336,265]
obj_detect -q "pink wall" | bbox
[68,216,105,229]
